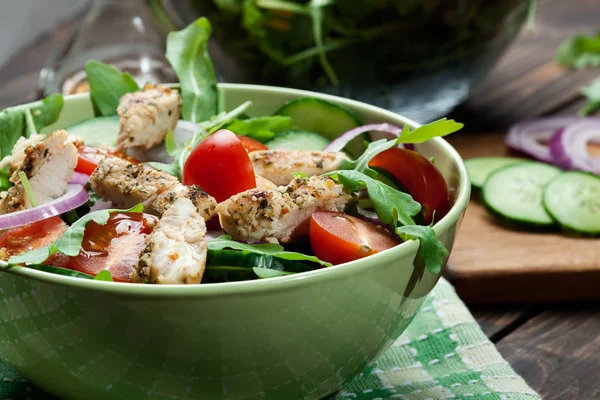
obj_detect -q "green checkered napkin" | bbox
[0,279,538,400]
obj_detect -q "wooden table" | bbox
[0,0,598,398]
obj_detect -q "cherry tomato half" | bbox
[369,148,450,224]
[0,217,72,268]
[71,212,157,282]
[182,129,256,202]
[236,135,268,152]
[76,146,138,175]
[310,211,400,265]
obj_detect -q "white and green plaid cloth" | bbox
[337,279,539,400]
[0,279,538,399]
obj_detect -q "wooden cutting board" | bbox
[444,132,600,303]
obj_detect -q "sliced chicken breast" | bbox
[217,175,353,243]
[116,84,182,151]
[0,130,77,214]
[255,175,277,190]
[0,134,45,175]
[250,150,349,186]
[133,197,208,284]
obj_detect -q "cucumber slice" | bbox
[265,130,331,151]
[275,98,364,156]
[201,266,257,283]
[543,172,600,236]
[67,116,120,147]
[465,157,523,188]
[482,162,561,227]
[206,250,317,273]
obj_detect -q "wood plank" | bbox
[496,308,600,399]
[445,132,600,303]
[471,308,535,340]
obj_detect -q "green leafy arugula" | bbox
[223,115,295,142]
[85,60,139,116]
[166,17,218,122]
[94,270,114,282]
[579,77,600,116]
[8,205,144,266]
[396,224,448,275]
[556,31,600,69]
[207,235,331,267]
[328,170,420,227]
[0,93,64,158]
[397,118,463,143]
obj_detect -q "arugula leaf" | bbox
[94,270,114,281]
[328,170,420,226]
[166,17,218,122]
[0,110,24,160]
[85,60,139,116]
[0,93,64,159]
[338,137,405,178]
[164,131,179,156]
[556,32,600,69]
[8,204,144,265]
[207,235,331,266]
[579,77,600,116]
[253,267,294,279]
[18,171,37,207]
[24,108,36,137]
[396,225,448,275]
[223,116,295,142]
[397,118,463,144]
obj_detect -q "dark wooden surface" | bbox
[0,0,598,398]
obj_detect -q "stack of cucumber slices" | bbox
[466,157,600,236]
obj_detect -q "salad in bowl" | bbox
[0,18,463,285]
[0,18,471,400]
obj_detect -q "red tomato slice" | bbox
[0,217,72,268]
[182,129,256,202]
[76,146,138,175]
[369,148,450,224]
[71,212,157,282]
[236,135,268,152]
[310,211,400,265]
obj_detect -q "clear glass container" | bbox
[38,0,176,97]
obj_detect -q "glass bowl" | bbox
[162,0,529,122]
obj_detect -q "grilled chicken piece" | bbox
[90,157,217,218]
[133,197,208,284]
[250,150,349,186]
[90,157,179,211]
[0,130,77,214]
[116,84,182,151]
[217,175,353,243]
[0,134,45,175]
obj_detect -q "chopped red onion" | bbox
[356,206,382,226]
[548,119,600,174]
[324,123,404,152]
[69,172,90,186]
[505,117,580,162]
[0,184,88,230]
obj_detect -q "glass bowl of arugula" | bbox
[163,0,530,122]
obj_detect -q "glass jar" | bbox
[38,0,176,96]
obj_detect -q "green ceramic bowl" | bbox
[0,84,469,400]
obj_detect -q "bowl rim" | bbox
[0,83,470,297]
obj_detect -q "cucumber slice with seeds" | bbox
[465,157,523,188]
[275,98,364,156]
[482,162,561,228]
[543,172,600,236]
[67,116,120,147]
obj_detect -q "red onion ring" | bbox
[505,117,580,162]
[0,184,89,230]
[324,123,404,152]
[548,119,600,174]
[69,172,90,186]
[356,206,382,226]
